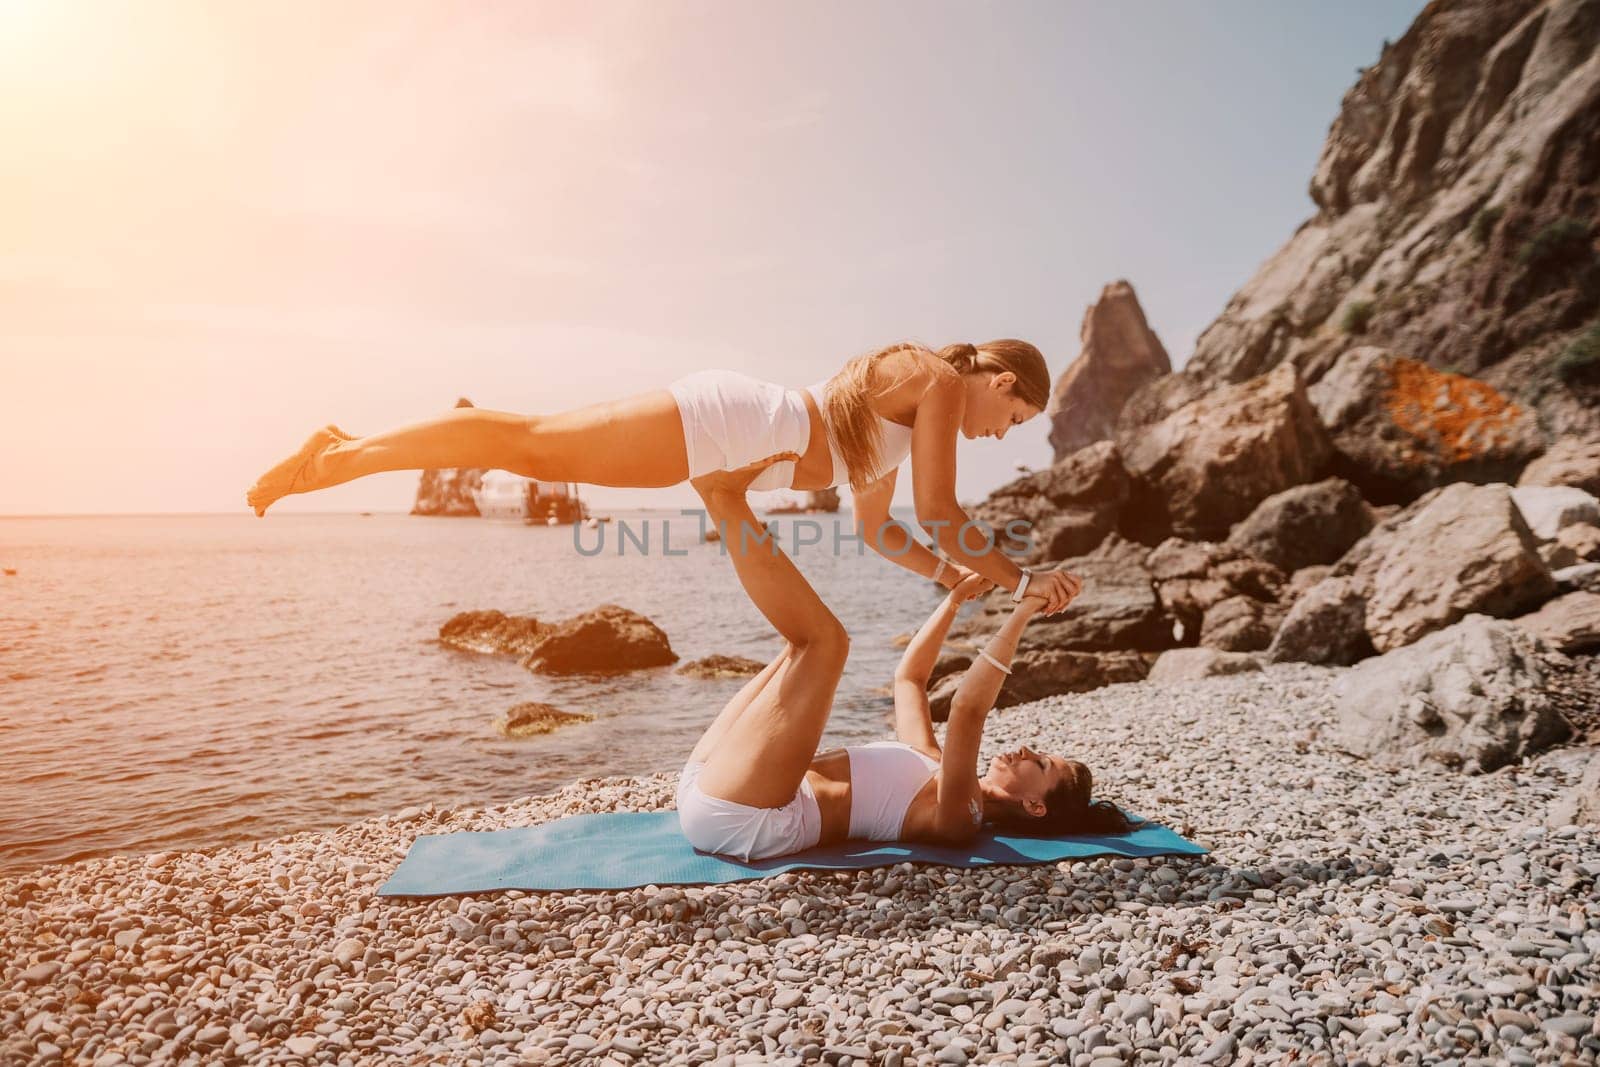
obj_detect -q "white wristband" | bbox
[978,649,1013,675]
[932,559,949,585]
[1011,568,1032,603]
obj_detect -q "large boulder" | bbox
[1147,647,1263,683]
[1267,575,1375,666]
[1200,595,1285,654]
[974,441,1129,563]
[521,604,679,674]
[1541,523,1600,570]
[1330,616,1572,774]
[1547,749,1600,828]
[1363,482,1556,652]
[1509,485,1600,541]
[1518,436,1600,496]
[1308,348,1545,504]
[1511,591,1600,655]
[1225,477,1374,573]
[441,605,678,673]
[1012,535,1175,653]
[1046,280,1173,461]
[1118,363,1332,542]
[439,610,547,657]
[1147,538,1286,641]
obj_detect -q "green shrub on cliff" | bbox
[1342,300,1374,335]
[1471,204,1504,246]
[1518,217,1595,270]
[1556,322,1600,383]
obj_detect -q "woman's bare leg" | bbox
[246,390,690,516]
[685,644,794,767]
[690,476,850,809]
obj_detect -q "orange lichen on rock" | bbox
[1382,357,1526,463]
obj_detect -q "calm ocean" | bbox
[0,510,963,874]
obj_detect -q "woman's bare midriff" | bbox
[786,390,837,492]
[805,746,948,847]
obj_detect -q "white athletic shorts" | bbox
[666,369,811,492]
[675,760,823,862]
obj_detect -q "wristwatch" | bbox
[1010,567,1033,603]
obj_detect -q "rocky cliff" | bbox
[954,0,1600,734]
[411,398,486,517]
[1187,0,1599,438]
[1045,280,1171,462]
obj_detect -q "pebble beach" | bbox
[5,663,1598,1066]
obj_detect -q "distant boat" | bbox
[469,470,588,525]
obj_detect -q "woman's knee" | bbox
[799,617,849,666]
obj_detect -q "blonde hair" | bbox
[820,339,1049,494]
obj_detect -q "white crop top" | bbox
[801,379,915,490]
[846,740,940,840]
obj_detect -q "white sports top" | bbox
[801,378,916,490]
[846,740,940,840]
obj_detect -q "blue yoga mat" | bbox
[378,809,1206,896]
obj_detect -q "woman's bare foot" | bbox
[245,425,350,517]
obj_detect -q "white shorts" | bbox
[667,369,811,492]
[675,760,823,862]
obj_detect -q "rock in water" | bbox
[1046,280,1172,462]
[1309,348,1545,504]
[1331,615,1572,773]
[1518,436,1600,495]
[439,610,547,657]
[1225,477,1374,573]
[676,654,767,679]
[1363,482,1555,652]
[440,604,677,673]
[412,398,486,516]
[1118,363,1332,542]
[494,702,594,738]
[520,604,678,674]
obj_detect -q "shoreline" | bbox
[5,664,1598,1066]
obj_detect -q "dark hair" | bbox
[983,759,1147,837]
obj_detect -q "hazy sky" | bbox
[0,0,1427,515]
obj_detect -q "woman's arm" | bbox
[932,592,1051,835]
[891,572,992,754]
[852,469,966,590]
[906,375,1080,614]
[895,572,989,687]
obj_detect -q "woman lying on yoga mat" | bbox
[675,457,1143,863]
[245,340,1078,608]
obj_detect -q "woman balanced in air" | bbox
[246,341,1079,609]
[675,459,1141,862]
